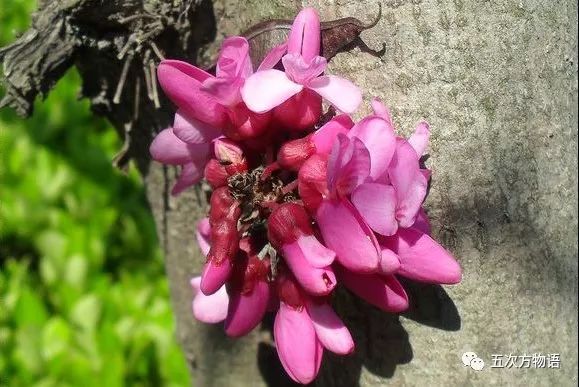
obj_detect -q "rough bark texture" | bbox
[2,0,577,386]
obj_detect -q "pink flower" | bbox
[191,277,229,324]
[241,8,362,125]
[274,273,353,384]
[149,127,211,195]
[268,203,336,295]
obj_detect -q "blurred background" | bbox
[0,1,189,385]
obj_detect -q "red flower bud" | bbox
[204,159,230,189]
[209,187,241,224]
[213,138,248,175]
[274,89,322,131]
[267,203,314,248]
[277,135,316,171]
[298,154,329,212]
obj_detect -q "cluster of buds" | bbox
[150,7,461,384]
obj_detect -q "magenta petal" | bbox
[312,114,354,155]
[200,259,232,295]
[149,128,191,164]
[348,116,397,180]
[191,277,229,324]
[351,183,398,236]
[295,235,335,268]
[282,53,327,85]
[258,42,288,71]
[201,76,244,107]
[336,266,409,313]
[287,8,321,62]
[308,75,362,114]
[379,246,401,275]
[157,61,226,127]
[216,36,253,79]
[371,98,393,126]
[173,110,220,144]
[327,135,371,196]
[387,227,462,284]
[196,218,211,256]
[274,303,321,384]
[282,241,336,296]
[224,281,270,337]
[413,208,431,235]
[389,140,428,228]
[408,121,430,156]
[171,160,206,196]
[241,69,303,113]
[315,199,380,273]
[307,302,354,355]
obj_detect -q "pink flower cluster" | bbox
[150,8,461,384]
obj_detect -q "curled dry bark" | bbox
[2,1,577,386]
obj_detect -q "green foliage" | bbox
[1,1,188,385]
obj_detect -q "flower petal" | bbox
[224,281,270,337]
[351,183,398,236]
[312,114,354,156]
[173,110,220,144]
[196,218,211,256]
[315,199,380,273]
[216,36,253,79]
[157,60,226,127]
[296,235,336,268]
[191,277,229,324]
[201,76,244,107]
[287,8,321,62]
[335,266,409,313]
[171,161,206,196]
[371,98,393,126]
[384,227,462,284]
[282,53,327,85]
[408,121,430,156]
[307,301,354,355]
[379,247,401,275]
[274,303,321,384]
[149,128,191,164]
[389,140,428,228]
[327,135,371,196]
[241,69,303,113]
[282,241,336,296]
[308,75,362,114]
[413,208,431,235]
[348,116,397,180]
[200,259,233,295]
[258,42,288,71]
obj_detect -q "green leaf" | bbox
[42,317,71,360]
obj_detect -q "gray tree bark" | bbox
[2,1,577,386]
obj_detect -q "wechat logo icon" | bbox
[462,352,485,371]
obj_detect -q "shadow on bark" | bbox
[256,284,460,387]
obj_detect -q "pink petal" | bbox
[308,75,362,114]
[216,36,253,79]
[173,111,220,144]
[282,53,327,85]
[150,128,190,164]
[327,135,371,196]
[408,121,430,156]
[312,114,354,156]
[335,266,409,313]
[171,160,206,196]
[384,227,462,284]
[296,235,336,268]
[201,76,244,107]
[196,218,211,256]
[224,281,270,337]
[191,277,229,324]
[413,208,431,235]
[389,140,428,228]
[379,246,400,275]
[287,8,320,62]
[315,199,380,273]
[258,42,288,71]
[348,116,397,180]
[371,98,393,126]
[306,301,354,355]
[351,183,398,236]
[241,69,303,113]
[200,259,233,295]
[274,303,322,384]
[282,241,336,296]
[157,61,226,127]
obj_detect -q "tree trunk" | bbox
[2,1,577,386]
